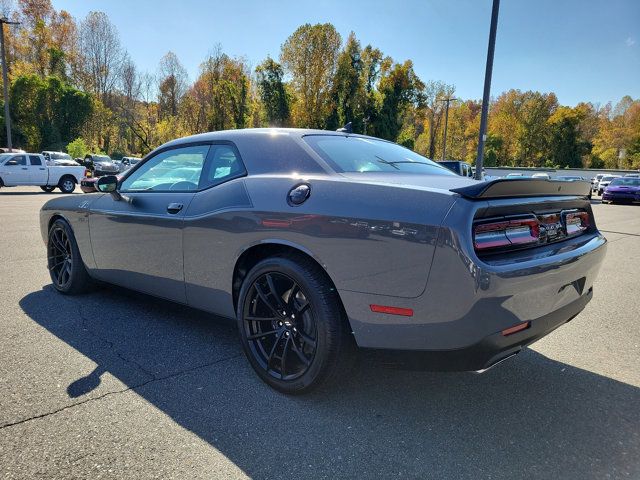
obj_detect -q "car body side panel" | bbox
[182,175,457,319]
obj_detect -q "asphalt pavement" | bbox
[0,187,638,479]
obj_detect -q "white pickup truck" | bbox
[0,152,85,193]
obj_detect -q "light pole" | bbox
[438,97,457,161]
[0,17,19,151]
[474,0,500,180]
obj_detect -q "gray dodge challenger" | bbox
[40,128,607,393]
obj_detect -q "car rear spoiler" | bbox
[450,178,591,199]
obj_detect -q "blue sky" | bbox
[52,0,639,106]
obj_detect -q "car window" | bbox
[29,155,42,166]
[7,155,26,166]
[303,135,454,175]
[610,178,640,187]
[199,144,246,189]
[120,145,210,192]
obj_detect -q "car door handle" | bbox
[167,202,183,214]
[21,167,28,170]
[39,167,46,170]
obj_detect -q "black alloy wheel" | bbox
[243,272,317,381]
[48,224,73,289]
[237,254,352,394]
[47,219,92,294]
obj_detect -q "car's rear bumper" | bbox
[361,287,592,371]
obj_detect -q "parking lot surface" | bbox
[1,187,638,479]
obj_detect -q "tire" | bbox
[47,219,93,294]
[58,176,76,194]
[40,186,55,192]
[237,254,352,394]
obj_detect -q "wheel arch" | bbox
[58,173,78,184]
[231,241,347,322]
[47,213,73,234]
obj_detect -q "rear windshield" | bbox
[303,135,454,175]
[93,155,111,162]
[610,178,640,187]
[50,152,71,160]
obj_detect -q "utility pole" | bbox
[438,97,457,161]
[474,0,500,180]
[0,17,19,152]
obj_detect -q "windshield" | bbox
[610,178,640,187]
[601,176,616,182]
[50,152,71,160]
[93,155,111,163]
[303,135,454,175]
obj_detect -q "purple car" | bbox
[602,177,640,203]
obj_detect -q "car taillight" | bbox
[474,216,540,251]
[563,211,589,236]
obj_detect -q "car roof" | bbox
[159,128,386,149]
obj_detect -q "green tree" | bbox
[66,137,89,158]
[329,32,363,131]
[255,57,290,127]
[547,106,586,168]
[11,74,93,151]
[374,59,424,141]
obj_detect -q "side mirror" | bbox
[96,175,122,200]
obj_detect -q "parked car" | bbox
[0,147,26,153]
[597,175,621,195]
[505,172,527,178]
[83,154,120,177]
[591,174,605,190]
[119,156,142,171]
[602,177,640,203]
[556,176,592,199]
[42,151,75,166]
[40,128,606,393]
[556,175,586,181]
[0,152,85,193]
[531,172,551,179]
[437,160,474,177]
[624,173,640,178]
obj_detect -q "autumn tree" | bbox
[157,51,188,118]
[79,11,123,103]
[192,47,251,132]
[280,23,341,128]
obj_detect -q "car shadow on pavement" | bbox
[19,285,640,479]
